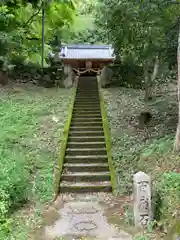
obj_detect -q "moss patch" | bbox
[98,79,117,193]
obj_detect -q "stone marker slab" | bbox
[133,171,152,228]
[100,66,113,88]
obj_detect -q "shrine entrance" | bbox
[73,66,101,77]
[57,44,115,87]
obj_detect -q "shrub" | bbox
[154,172,180,227]
[0,149,31,215]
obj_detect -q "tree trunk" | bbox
[144,64,150,112]
[148,56,160,99]
[0,70,8,85]
[174,23,180,151]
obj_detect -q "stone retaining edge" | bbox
[97,76,117,193]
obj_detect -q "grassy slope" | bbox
[0,83,72,239]
[103,83,180,238]
[103,83,178,194]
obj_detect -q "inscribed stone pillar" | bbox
[100,66,113,88]
[133,171,152,228]
[63,64,74,88]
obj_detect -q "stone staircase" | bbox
[60,76,112,193]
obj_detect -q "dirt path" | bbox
[31,193,132,240]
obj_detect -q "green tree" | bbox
[96,0,179,110]
[0,0,75,68]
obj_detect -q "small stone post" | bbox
[133,171,152,228]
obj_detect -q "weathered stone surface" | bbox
[133,171,152,228]
[63,64,75,88]
[100,66,113,88]
[45,200,132,240]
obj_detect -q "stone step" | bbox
[74,104,100,108]
[71,121,102,127]
[66,148,107,156]
[76,94,99,97]
[61,172,110,182]
[77,82,97,84]
[76,95,99,98]
[75,98,99,103]
[76,95,99,97]
[68,136,105,142]
[75,98,99,102]
[71,117,102,122]
[76,92,99,95]
[76,94,98,96]
[70,126,103,131]
[76,90,99,92]
[73,110,100,113]
[74,101,100,105]
[75,94,99,97]
[73,107,101,112]
[72,113,101,117]
[64,155,108,163]
[77,84,98,87]
[77,88,98,90]
[76,90,98,93]
[69,130,104,136]
[76,88,98,90]
[73,104,100,108]
[75,100,99,103]
[70,124,103,128]
[67,141,106,148]
[60,181,112,193]
[63,163,109,172]
[57,76,112,194]
[76,90,99,93]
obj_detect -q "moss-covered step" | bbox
[61,172,110,182]
[71,121,103,127]
[69,130,104,137]
[75,96,99,100]
[71,117,102,122]
[58,76,112,194]
[73,106,101,111]
[70,126,104,132]
[72,113,102,118]
[67,141,106,148]
[64,155,108,163]
[63,163,109,172]
[68,135,105,142]
[66,148,107,156]
[60,182,112,193]
[73,110,101,115]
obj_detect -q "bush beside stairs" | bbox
[60,76,112,193]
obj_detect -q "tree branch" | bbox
[23,2,42,28]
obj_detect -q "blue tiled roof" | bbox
[59,44,115,60]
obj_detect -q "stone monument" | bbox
[63,64,75,88]
[99,66,113,88]
[133,171,152,228]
